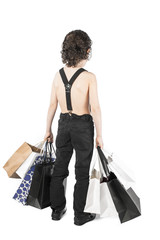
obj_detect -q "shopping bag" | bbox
[108,161,135,189]
[84,168,101,214]
[97,146,141,223]
[27,141,66,209]
[16,141,45,178]
[84,149,118,218]
[100,181,118,218]
[3,142,41,178]
[96,147,135,189]
[104,149,135,189]
[13,141,55,205]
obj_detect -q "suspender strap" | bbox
[59,68,87,111]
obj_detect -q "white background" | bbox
[0,0,160,239]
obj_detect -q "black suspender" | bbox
[59,67,87,111]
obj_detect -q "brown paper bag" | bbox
[3,142,41,178]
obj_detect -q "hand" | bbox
[44,131,54,143]
[95,136,104,149]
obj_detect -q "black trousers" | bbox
[50,112,94,217]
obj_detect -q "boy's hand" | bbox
[44,131,54,143]
[96,136,104,149]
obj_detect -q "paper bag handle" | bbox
[97,146,110,177]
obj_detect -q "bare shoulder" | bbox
[55,71,60,79]
[84,70,96,77]
[85,71,97,85]
[52,71,60,86]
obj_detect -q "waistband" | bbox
[60,112,93,121]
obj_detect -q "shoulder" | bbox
[82,69,96,78]
[83,70,97,85]
[51,71,60,87]
[52,71,59,80]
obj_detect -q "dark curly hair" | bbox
[60,30,92,67]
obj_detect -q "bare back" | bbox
[54,66,91,115]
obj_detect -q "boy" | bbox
[44,30,104,225]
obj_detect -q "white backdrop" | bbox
[0,0,160,239]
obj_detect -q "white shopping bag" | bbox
[16,140,45,179]
[100,182,118,218]
[84,148,118,217]
[97,147,135,189]
[85,146,136,218]
[84,168,101,214]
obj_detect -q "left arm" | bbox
[45,73,58,133]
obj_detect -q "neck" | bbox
[66,60,86,68]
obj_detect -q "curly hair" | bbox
[60,30,92,67]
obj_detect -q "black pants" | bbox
[50,112,94,217]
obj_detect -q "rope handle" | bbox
[41,140,57,163]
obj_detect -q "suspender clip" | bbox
[65,83,71,93]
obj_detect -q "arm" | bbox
[88,72,104,148]
[88,73,103,138]
[45,73,58,133]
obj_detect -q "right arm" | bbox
[88,72,104,149]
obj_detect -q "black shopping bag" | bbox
[27,140,56,209]
[97,146,141,223]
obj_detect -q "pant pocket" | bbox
[76,118,94,128]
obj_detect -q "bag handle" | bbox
[38,140,50,162]
[39,140,48,156]
[97,146,110,177]
[32,140,56,155]
[49,142,56,157]
[40,140,57,163]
